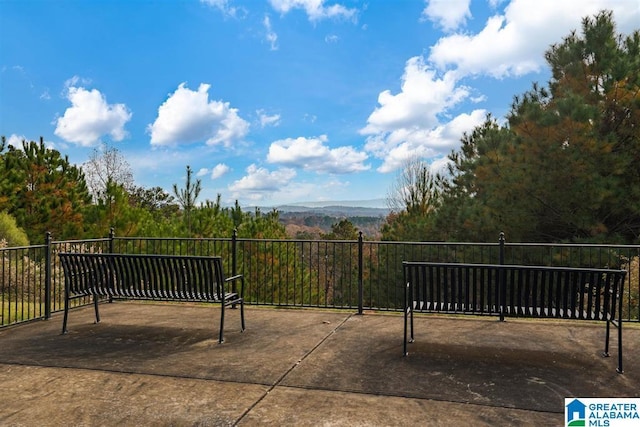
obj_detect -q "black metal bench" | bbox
[403,261,626,372]
[59,253,245,343]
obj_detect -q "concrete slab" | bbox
[0,302,638,426]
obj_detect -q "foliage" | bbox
[173,165,202,236]
[322,219,359,240]
[0,137,92,242]
[0,211,29,247]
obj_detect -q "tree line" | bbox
[0,139,289,246]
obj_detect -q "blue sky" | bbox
[1,0,639,207]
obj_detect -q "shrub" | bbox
[0,211,30,247]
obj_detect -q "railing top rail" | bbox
[504,242,640,250]
[113,236,233,242]
[0,244,47,251]
[52,238,111,245]
[402,260,627,274]
[58,252,222,261]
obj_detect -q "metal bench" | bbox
[59,252,245,343]
[403,261,626,372]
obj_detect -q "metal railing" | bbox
[2,230,639,328]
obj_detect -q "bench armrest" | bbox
[225,274,245,297]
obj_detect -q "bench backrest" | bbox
[403,262,626,320]
[59,253,226,301]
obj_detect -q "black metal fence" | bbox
[1,231,639,327]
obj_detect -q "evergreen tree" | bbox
[0,137,92,241]
[434,11,640,243]
[172,165,202,237]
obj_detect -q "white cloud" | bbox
[267,135,369,174]
[360,56,487,173]
[5,134,57,150]
[147,83,249,147]
[199,0,245,18]
[325,34,339,43]
[257,109,281,127]
[229,164,296,201]
[429,0,640,78]
[263,15,279,50]
[269,0,358,22]
[211,163,230,179]
[196,168,209,177]
[367,110,486,173]
[361,56,470,134]
[6,134,26,147]
[54,83,132,147]
[421,0,471,31]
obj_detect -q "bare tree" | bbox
[387,155,439,215]
[83,143,134,202]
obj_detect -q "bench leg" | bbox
[403,306,409,356]
[617,319,623,374]
[240,299,246,332]
[603,318,611,358]
[219,302,225,344]
[93,295,101,324]
[403,281,414,356]
[62,296,70,334]
[603,319,623,374]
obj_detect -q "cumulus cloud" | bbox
[257,109,281,127]
[361,56,470,134]
[54,82,131,147]
[366,110,486,173]
[6,134,27,147]
[360,56,487,173]
[6,134,57,150]
[211,163,230,179]
[228,164,296,201]
[269,0,357,22]
[429,0,640,78]
[421,0,471,31]
[267,135,369,174]
[147,83,249,147]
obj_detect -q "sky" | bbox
[1,0,639,208]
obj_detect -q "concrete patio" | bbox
[1,302,638,426]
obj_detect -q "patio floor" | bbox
[1,302,638,426]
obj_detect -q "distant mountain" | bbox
[274,199,388,212]
[271,200,391,239]
[275,204,390,217]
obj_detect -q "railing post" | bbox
[499,232,505,322]
[44,231,52,320]
[232,228,238,277]
[109,227,115,253]
[358,231,363,315]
